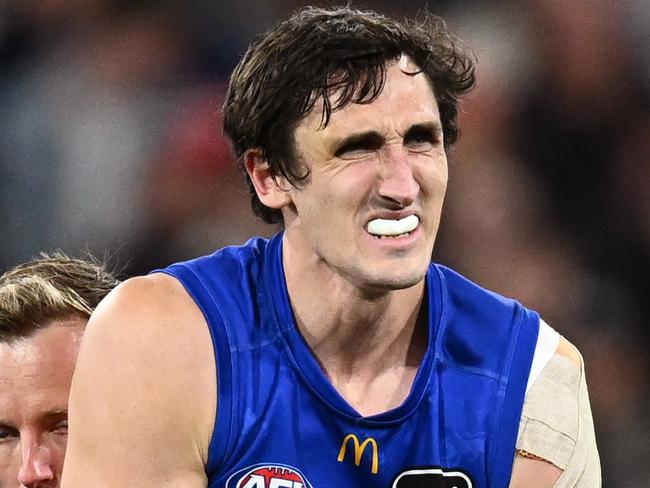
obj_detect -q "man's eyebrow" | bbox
[0,421,17,430]
[40,408,68,422]
[331,121,444,155]
[0,410,68,432]
[332,130,385,155]
[404,121,443,137]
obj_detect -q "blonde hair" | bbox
[0,252,119,342]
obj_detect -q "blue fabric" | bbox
[158,233,539,488]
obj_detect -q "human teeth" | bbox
[367,215,419,236]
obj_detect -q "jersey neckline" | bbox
[262,232,443,424]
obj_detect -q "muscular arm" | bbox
[61,274,217,487]
[509,336,600,488]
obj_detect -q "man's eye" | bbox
[0,428,19,442]
[334,134,384,158]
[336,143,376,158]
[51,420,68,435]
[405,130,436,149]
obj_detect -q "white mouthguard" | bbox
[367,215,419,237]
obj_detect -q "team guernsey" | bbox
[158,233,539,488]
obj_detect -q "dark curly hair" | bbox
[223,6,475,224]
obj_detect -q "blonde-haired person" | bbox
[0,253,118,488]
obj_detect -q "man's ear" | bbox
[244,149,293,210]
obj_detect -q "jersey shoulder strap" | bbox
[433,264,540,486]
[154,236,276,473]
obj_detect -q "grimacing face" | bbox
[283,56,448,292]
[0,317,85,488]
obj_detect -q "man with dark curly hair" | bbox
[62,7,599,487]
[0,253,118,488]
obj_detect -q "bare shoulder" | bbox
[90,272,200,325]
[78,273,215,394]
[62,273,216,487]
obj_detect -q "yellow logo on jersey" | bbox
[337,434,379,474]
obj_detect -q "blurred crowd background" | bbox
[1,0,648,484]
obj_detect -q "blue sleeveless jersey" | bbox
[159,233,539,488]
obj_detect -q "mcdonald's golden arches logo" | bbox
[337,434,379,474]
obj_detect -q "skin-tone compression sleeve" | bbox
[516,348,601,487]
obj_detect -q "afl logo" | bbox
[226,463,313,488]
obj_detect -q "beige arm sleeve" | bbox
[516,352,601,487]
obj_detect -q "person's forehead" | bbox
[299,56,439,139]
[0,317,85,423]
[0,316,86,364]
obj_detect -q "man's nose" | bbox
[18,441,55,487]
[377,147,419,207]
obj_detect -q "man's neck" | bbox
[282,234,428,415]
